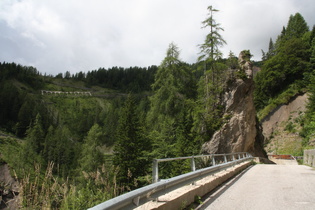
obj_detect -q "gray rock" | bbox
[201,51,266,157]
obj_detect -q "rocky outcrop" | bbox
[201,51,266,157]
[0,164,20,209]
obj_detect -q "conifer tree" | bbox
[199,6,226,63]
[149,42,195,121]
[198,5,226,105]
[23,113,45,163]
[79,124,103,174]
[267,38,275,58]
[113,95,151,189]
[285,13,309,40]
[194,5,227,142]
[147,43,196,161]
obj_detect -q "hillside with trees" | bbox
[254,13,315,155]
[0,7,315,209]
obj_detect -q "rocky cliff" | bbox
[201,51,266,157]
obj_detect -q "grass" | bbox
[257,83,305,121]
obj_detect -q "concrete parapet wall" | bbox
[304,149,315,167]
[136,161,252,210]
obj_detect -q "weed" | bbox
[285,121,296,133]
[194,195,203,205]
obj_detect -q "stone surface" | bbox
[0,164,20,209]
[201,52,265,156]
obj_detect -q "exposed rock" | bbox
[261,94,309,155]
[201,51,266,157]
[261,94,308,139]
[238,50,253,79]
[0,164,20,209]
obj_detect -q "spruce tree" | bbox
[23,113,45,164]
[79,124,103,174]
[267,38,275,59]
[113,95,151,189]
[285,13,309,40]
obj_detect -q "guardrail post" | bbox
[212,156,216,166]
[238,154,241,159]
[191,156,196,185]
[191,156,196,172]
[152,159,158,183]
[232,154,235,161]
[224,154,227,163]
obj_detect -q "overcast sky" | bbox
[0,0,315,75]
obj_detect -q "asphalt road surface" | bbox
[198,164,315,210]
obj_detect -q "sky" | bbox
[0,0,315,76]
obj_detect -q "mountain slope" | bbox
[262,94,308,155]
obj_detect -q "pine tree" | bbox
[23,113,45,164]
[147,43,196,163]
[79,124,103,174]
[148,43,196,125]
[198,5,226,106]
[113,95,151,189]
[199,6,226,62]
[194,5,227,142]
[285,13,309,40]
[267,38,275,58]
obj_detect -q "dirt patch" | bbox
[261,94,308,139]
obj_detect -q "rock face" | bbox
[0,164,20,209]
[201,51,266,157]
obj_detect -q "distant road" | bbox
[199,164,315,210]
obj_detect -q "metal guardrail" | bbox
[89,152,252,210]
[153,152,249,183]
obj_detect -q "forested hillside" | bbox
[254,13,315,154]
[1,8,315,209]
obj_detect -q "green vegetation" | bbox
[1,7,315,209]
[254,13,311,112]
[255,12,315,155]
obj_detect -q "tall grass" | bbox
[19,162,123,209]
[20,162,65,209]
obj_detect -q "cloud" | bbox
[0,0,314,75]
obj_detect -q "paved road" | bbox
[199,164,315,210]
